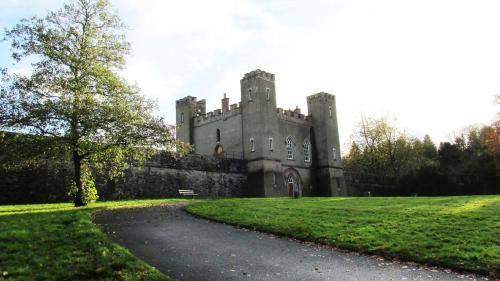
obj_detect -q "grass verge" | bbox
[186,196,499,277]
[0,199,186,281]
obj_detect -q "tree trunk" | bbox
[73,151,85,207]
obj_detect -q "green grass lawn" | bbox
[0,199,186,281]
[186,196,500,276]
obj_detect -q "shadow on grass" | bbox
[0,200,179,281]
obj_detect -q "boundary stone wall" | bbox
[0,153,248,205]
[344,170,499,196]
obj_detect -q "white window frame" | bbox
[303,140,311,162]
[286,137,294,160]
[269,137,273,151]
[250,138,255,152]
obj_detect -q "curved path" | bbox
[94,204,484,281]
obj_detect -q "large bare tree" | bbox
[343,117,425,183]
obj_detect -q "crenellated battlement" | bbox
[241,69,275,82]
[276,107,312,126]
[194,103,242,127]
[307,92,335,103]
[176,96,198,105]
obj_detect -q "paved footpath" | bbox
[94,204,489,281]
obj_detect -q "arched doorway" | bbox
[284,168,302,197]
[214,144,224,157]
[287,174,295,197]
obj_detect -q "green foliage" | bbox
[438,125,498,176]
[344,119,498,195]
[0,0,183,206]
[67,164,99,204]
[421,134,438,164]
[0,199,185,280]
[187,196,500,277]
[0,132,67,171]
[343,117,436,181]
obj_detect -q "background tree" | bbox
[438,125,498,176]
[422,134,438,162]
[343,117,426,183]
[480,121,499,169]
[0,0,182,206]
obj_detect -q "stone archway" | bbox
[283,168,302,197]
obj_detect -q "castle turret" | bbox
[307,92,346,196]
[176,96,206,145]
[240,69,281,196]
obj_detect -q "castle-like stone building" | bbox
[176,69,345,197]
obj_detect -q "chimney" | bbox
[294,106,301,114]
[221,93,229,113]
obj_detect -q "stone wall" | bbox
[101,167,247,200]
[0,153,248,205]
[3,153,495,205]
[343,170,499,196]
[192,112,243,157]
[343,171,398,196]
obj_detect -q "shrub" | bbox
[67,165,99,204]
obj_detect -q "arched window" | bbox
[266,88,271,100]
[286,137,294,160]
[216,129,221,142]
[329,106,332,117]
[303,140,311,162]
[287,174,294,184]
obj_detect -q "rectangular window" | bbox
[269,137,273,151]
[250,138,255,152]
[333,148,337,161]
[248,89,252,102]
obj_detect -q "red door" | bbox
[288,183,293,197]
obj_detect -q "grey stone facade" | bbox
[104,155,247,199]
[176,69,346,197]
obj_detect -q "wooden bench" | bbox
[178,189,199,198]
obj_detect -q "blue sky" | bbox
[1,0,499,151]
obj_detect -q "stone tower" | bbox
[240,70,281,196]
[176,96,206,144]
[307,92,346,196]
